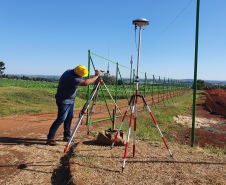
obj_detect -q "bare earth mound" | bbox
[205,89,226,117]
[172,89,226,149]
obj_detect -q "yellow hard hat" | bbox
[74,65,88,77]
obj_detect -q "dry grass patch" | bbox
[70,137,226,184]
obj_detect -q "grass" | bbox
[0,78,189,101]
[90,91,194,142]
[204,144,226,156]
[0,86,87,117]
[88,90,226,156]
[0,87,56,117]
[0,79,186,117]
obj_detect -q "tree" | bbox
[192,79,206,90]
[0,61,6,77]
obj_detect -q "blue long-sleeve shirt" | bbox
[55,69,82,104]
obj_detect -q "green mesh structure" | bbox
[86,50,191,125]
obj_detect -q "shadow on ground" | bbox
[51,142,79,185]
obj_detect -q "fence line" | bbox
[87,50,191,125]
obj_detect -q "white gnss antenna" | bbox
[132,18,149,82]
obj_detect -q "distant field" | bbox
[0,79,180,91]
[0,79,58,92]
[0,78,185,101]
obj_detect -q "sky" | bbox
[0,0,225,81]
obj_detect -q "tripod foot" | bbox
[170,154,173,159]
[64,145,69,153]
[122,167,124,172]
[110,143,115,150]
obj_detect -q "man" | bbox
[47,65,101,146]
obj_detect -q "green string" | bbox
[90,51,184,83]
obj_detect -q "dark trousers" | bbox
[47,103,75,140]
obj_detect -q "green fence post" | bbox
[144,73,146,98]
[152,75,156,109]
[179,80,181,97]
[87,50,91,125]
[158,76,160,104]
[164,77,167,103]
[171,78,173,102]
[177,80,179,97]
[192,0,200,147]
[163,77,165,105]
[159,77,165,107]
[133,69,135,95]
[167,78,169,103]
[170,78,172,100]
[115,63,118,115]
[152,75,154,107]
[178,80,180,97]
[144,72,147,110]
[175,79,177,97]
[174,79,176,98]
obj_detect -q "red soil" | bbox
[172,89,226,149]
[205,89,226,118]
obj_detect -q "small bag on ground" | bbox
[95,128,126,146]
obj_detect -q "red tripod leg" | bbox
[122,98,136,172]
[133,94,138,157]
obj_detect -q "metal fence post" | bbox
[192,0,200,147]
[144,72,147,110]
[133,69,135,95]
[158,76,160,104]
[167,78,169,103]
[163,77,166,104]
[115,63,118,115]
[113,109,115,130]
[87,50,91,125]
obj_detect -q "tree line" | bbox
[0,74,59,82]
[192,79,226,90]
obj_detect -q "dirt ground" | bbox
[68,89,226,184]
[0,89,226,184]
[172,90,226,149]
[0,91,180,184]
[69,137,226,184]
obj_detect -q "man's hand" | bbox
[78,69,101,86]
[95,69,101,76]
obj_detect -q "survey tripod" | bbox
[64,71,129,153]
[110,92,174,172]
[110,18,174,172]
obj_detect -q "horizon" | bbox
[4,73,226,82]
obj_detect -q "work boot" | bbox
[47,139,58,146]
[63,137,70,142]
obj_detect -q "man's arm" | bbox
[77,69,101,86]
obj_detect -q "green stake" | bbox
[191,0,200,147]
